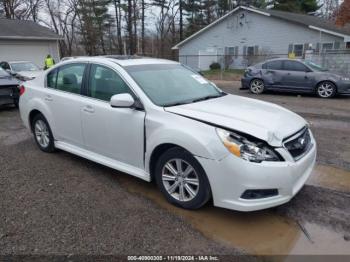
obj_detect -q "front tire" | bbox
[249,79,265,94]
[155,147,211,209]
[316,81,336,98]
[32,114,55,153]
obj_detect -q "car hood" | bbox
[16,70,42,78]
[165,94,306,146]
[0,76,19,86]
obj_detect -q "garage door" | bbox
[0,43,51,69]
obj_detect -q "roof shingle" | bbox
[0,19,61,40]
[262,8,350,36]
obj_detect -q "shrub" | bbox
[209,62,221,70]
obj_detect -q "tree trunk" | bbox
[113,0,123,54]
[141,0,145,54]
[133,0,138,54]
[127,0,133,54]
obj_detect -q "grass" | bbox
[201,69,245,81]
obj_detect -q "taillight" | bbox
[19,85,25,96]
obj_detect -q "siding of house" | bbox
[178,10,344,70]
[0,39,59,68]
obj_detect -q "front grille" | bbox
[283,127,312,161]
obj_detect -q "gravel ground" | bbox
[1,85,350,259]
[0,108,248,257]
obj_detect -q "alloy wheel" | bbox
[34,119,50,148]
[162,159,199,202]
[250,79,264,94]
[317,82,335,98]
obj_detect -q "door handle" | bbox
[83,105,95,113]
[44,95,53,102]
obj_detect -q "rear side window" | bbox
[56,63,86,94]
[88,64,131,102]
[264,60,283,70]
[1,62,10,70]
[283,61,309,72]
[47,69,58,88]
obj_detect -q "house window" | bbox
[247,46,255,56]
[322,43,334,51]
[226,46,239,58]
[243,46,259,57]
[293,44,304,57]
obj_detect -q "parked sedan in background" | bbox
[0,61,42,81]
[241,58,350,98]
[0,67,19,107]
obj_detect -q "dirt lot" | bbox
[1,86,350,259]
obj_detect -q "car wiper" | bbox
[163,101,192,107]
[191,93,226,103]
[163,93,226,107]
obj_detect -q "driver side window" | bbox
[88,64,131,102]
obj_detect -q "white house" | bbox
[172,6,350,71]
[0,18,61,68]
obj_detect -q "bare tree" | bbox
[113,0,123,54]
[43,0,79,56]
[153,0,178,57]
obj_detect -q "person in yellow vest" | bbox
[44,54,55,70]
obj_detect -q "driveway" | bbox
[1,91,350,259]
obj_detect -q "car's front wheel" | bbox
[249,79,265,94]
[32,114,55,152]
[155,147,211,209]
[316,81,336,98]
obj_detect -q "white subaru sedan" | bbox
[19,57,316,211]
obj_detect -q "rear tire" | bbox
[316,81,336,98]
[155,147,211,209]
[31,114,55,153]
[249,79,265,94]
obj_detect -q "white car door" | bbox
[80,63,145,169]
[45,63,88,148]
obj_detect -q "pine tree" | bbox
[183,0,204,37]
[77,0,112,55]
[273,0,321,14]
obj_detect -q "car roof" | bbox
[263,58,304,63]
[60,56,179,67]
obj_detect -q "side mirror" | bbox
[110,93,135,108]
[6,69,16,76]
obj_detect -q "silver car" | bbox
[241,58,350,98]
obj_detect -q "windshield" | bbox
[304,61,328,72]
[11,62,39,72]
[125,64,224,106]
[0,67,10,77]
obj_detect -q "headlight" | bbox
[216,128,282,163]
